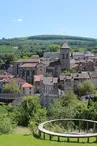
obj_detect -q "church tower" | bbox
[60,43,70,70]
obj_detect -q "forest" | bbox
[0,35,97,70]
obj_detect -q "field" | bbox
[0,45,18,53]
[0,127,96,146]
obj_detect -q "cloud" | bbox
[12,18,23,22]
[17,18,23,22]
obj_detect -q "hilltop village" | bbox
[0,42,97,106]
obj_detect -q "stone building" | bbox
[43,52,60,60]
[46,60,61,77]
[18,62,46,83]
[20,82,35,96]
[39,77,58,107]
[13,58,40,77]
[60,43,70,70]
[77,60,94,72]
[64,76,73,91]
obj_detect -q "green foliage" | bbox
[0,35,96,60]
[5,54,17,64]
[48,90,78,119]
[48,44,60,52]
[6,106,22,125]
[18,96,47,127]
[0,114,16,134]
[60,90,78,106]
[61,71,71,76]
[3,81,20,94]
[77,80,95,96]
[0,45,18,53]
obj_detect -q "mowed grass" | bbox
[0,134,97,146]
[0,126,96,146]
[0,45,18,53]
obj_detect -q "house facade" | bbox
[20,82,35,96]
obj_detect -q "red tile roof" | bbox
[0,74,14,78]
[15,59,40,63]
[10,78,26,82]
[34,75,41,82]
[21,82,35,88]
[20,63,37,68]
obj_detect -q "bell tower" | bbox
[60,43,70,70]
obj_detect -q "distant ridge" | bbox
[27,34,96,42]
[0,35,97,53]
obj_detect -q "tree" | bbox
[77,80,95,96]
[0,114,16,134]
[5,54,17,64]
[48,90,78,119]
[3,81,20,94]
[19,96,47,126]
[48,44,60,52]
[60,90,78,106]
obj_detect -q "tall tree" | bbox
[48,44,60,52]
[77,80,95,96]
[3,81,20,94]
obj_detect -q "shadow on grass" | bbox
[24,134,32,136]
[32,133,97,144]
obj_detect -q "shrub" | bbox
[0,115,16,134]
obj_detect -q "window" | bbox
[17,64,19,74]
[33,70,35,75]
[62,54,65,59]
[27,70,30,76]
[29,87,31,90]
[66,54,68,59]
[29,91,31,94]
[22,70,25,76]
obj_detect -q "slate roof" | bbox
[61,43,70,49]
[72,72,90,79]
[49,60,60,67]
[60,76,65,81]
[89,72,97,78]
[41,77,58,85]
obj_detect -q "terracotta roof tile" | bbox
[21,82,35,88]
[15,59,40,63]
[20,63,37,68]
[34,75,40,82]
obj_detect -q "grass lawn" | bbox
[0,134,97,146]
[0,45,18,53]
[0,127,96,146]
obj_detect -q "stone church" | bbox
[60,43,70,70]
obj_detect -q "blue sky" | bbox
[1,0,97,38]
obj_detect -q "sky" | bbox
[1,0,97,39]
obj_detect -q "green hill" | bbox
[0,35,97,56]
